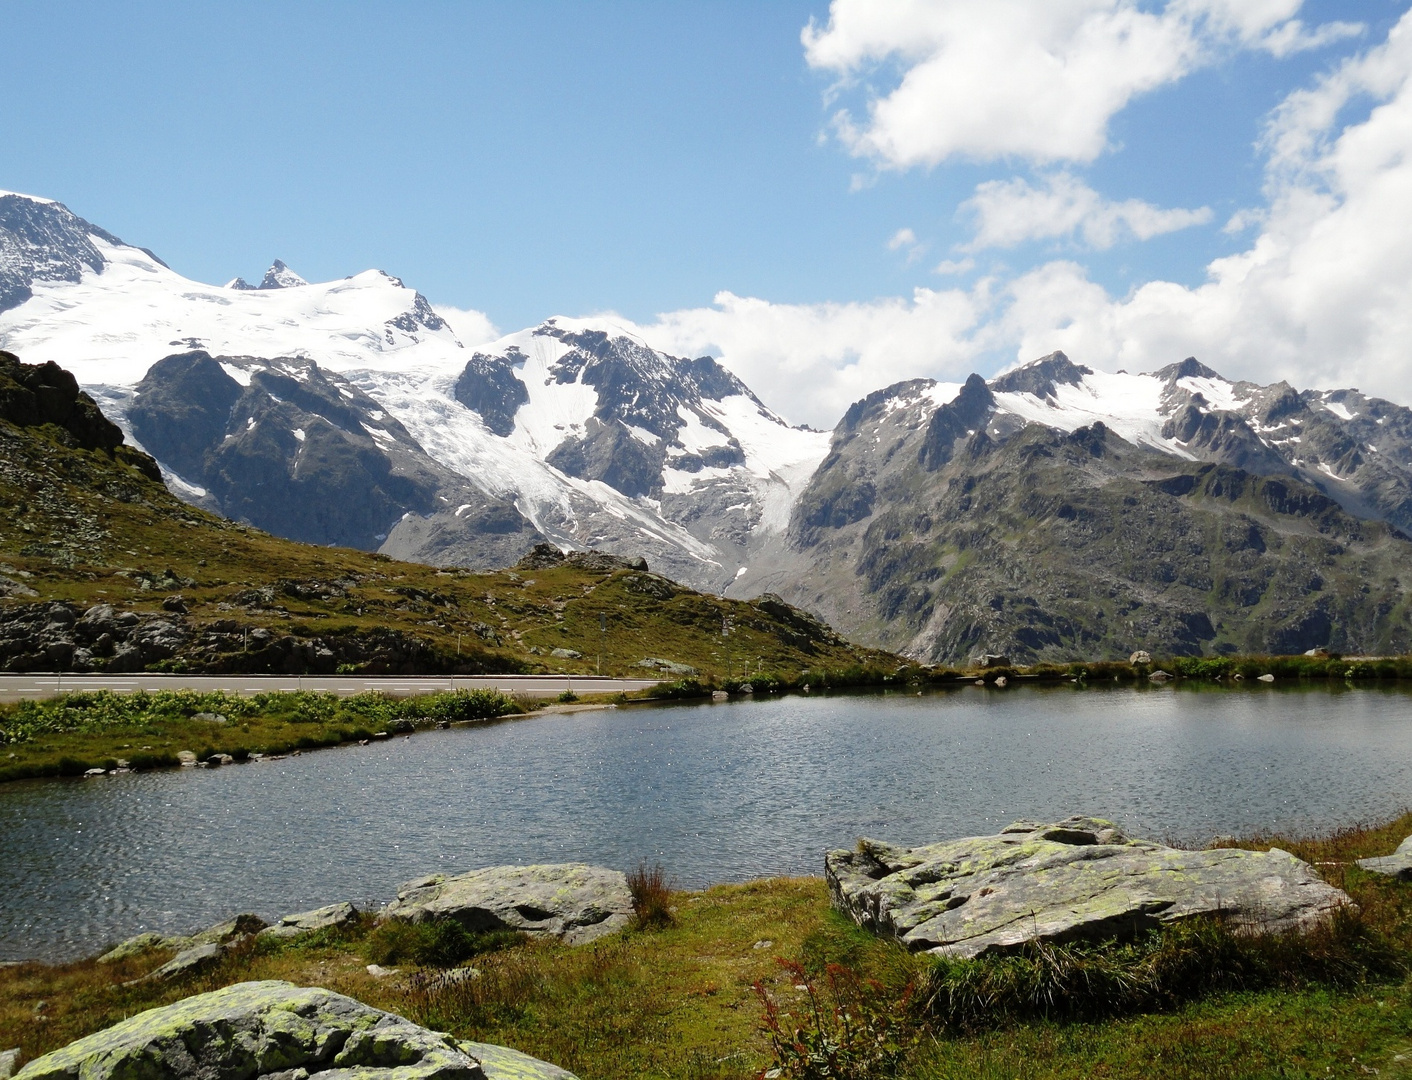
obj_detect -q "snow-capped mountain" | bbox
[735,351,1412,661]
[0,191,828,588]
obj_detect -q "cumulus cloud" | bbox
[961,172,1212,250]
[803,0,1362,168]
[432,305,499,348]
[887,227,919,250]
[623,10,1412,430]
[636,288,985,429]
[993,9,1412,400]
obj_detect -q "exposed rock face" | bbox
[13,981,579,1080]
[381,864,634,946]
[825,816,1351,959]
[514,544,648,573]
[1357,835,1412,880]
[125,350,541,560]
[258,902,360,941]
[741,359,1412,663]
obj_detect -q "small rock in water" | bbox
[994,676,1007,688]
[1258,673,1276,682]
[177,751,197,766]
[1148,670,1172,682]
[711,690,728,701]
[82,768,106,778]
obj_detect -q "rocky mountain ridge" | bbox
[0,191,827,590]
[735,354,1412,662]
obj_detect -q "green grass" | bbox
[0,688,522,782]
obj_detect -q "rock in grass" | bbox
[146,941,224,981]
[1357,834,1412,880]
[1,1048,20,1080]
[258,901,360,941]
[826,816,1351,959]
[96,931,185,964]
[381,864,632,946]
[12,980,580,1080]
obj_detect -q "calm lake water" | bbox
[3,685,1412,961]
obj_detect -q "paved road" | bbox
[0,674,662,702]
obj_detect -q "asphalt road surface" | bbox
[0,674,662,702]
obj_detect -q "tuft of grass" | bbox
[627,862,675,929]
[916,910,1403,1031]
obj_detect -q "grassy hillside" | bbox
[0,352,898,679]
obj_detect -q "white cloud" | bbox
[623,11,1412,430]
[637,288,985,429]
[803,0,1362,168]
[934,257,975,276]
[993,9,1412,402]
[887,227,919,250]
[432,305,499,348]
[961,172,1212,250]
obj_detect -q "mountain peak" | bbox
[1155,356,1223,383]
[259,260,308,290]
[990,351,1093,399]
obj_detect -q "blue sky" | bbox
[7,1,1412,424]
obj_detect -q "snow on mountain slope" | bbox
[0,191,828,588]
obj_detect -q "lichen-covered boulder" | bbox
[381,865,632,946]
[13,980,578,1080]
[826,816,1352,959]
[96,932,184,965]
[258,903,360,941]
[1357,834,1412,880]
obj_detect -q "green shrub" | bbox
[56,756,89,777]
[756,958,917,1080]
[916,911,1401,1031]
[365,920,524,968]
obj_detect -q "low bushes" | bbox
[627,862,674,930]
[917,911,1402,1031]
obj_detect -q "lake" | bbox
[3,684,1412,961]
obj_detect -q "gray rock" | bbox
[190,913,267,945]
[96,932,184,964]
[1129,650,1152,665]
[825,815,1351,959]
[549,648,581,660]
[381,864,633,946]
[11,980,578,1080]
[146,941,224,981]
[974,653,1011,668]
[1,1048,20,1080]
[258,902,360,941]
[461,1042,578,1080]
[1148,669,1172,682]
[1357,834,1412,880]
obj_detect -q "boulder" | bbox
[258,901,360,941]
[825,816,1351,960]
[12,980,580,1080]
[1357,834,1412,880]
[146,941,224,981]
[381,864,633,946]
[1129,650,1152,665]
[96,932,180,964]
[1,1048,20,1080]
